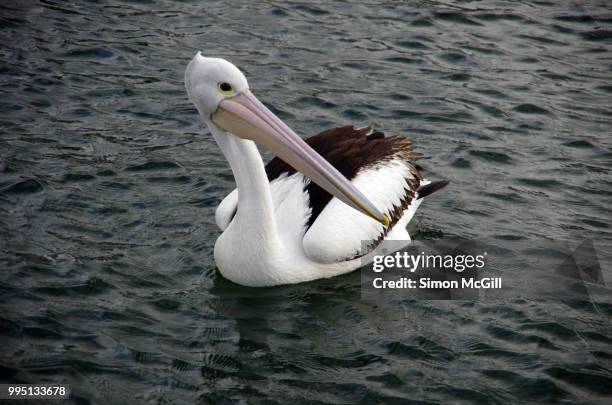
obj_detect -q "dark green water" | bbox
[1,1,611,403]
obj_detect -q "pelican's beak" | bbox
[211,90,389,226]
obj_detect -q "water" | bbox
[1,0,611,403]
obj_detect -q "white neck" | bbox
[208,122,280,242]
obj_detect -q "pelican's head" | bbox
[185,52,389,226]
[185,53,249,117]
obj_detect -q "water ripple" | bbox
[0,1,611,404]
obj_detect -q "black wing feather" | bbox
[265,125,428,229]
[417,180,449,199]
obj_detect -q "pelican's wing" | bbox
[303,158,423,263]
[266,125,446,263]
[215,189,238,231]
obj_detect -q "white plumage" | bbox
[213,141,428,286]
[185,53,446,286]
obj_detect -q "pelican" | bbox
[185,53,448,287]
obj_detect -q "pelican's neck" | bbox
[209,123,279,239]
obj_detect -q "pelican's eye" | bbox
[218,82,234,95]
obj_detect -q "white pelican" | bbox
[185,53,448,287]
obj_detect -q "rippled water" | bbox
[1,1,611,403]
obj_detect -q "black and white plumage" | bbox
[185,54,447,286]
[214,125,447,282]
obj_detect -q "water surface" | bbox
[1,1,611,403]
